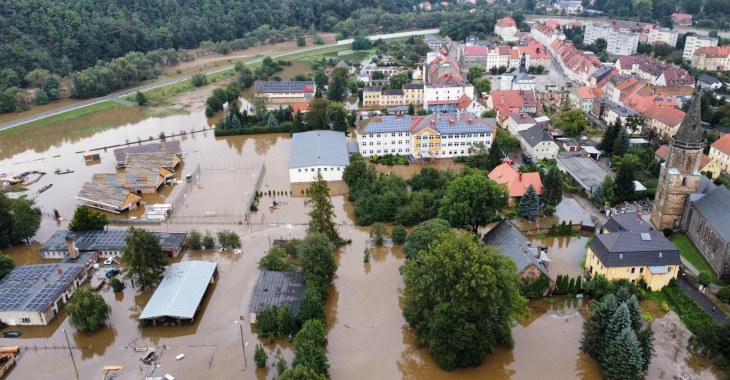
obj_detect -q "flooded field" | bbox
[0,97,723,379]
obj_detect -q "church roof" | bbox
[673,96,703,145]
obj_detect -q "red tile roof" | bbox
[712,134,730,155]
[291,102,309,114]
[671,13,692,21]
[462,45,488,56]
[643,105,685,127]
[488,162,543,197]
[694,46,730,59]
[655,144,712,169]
[498,17,517,27]
[576,86,596,99]
[490,90,537,122]
[456,94,472,111]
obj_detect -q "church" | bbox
[651,96,730,278]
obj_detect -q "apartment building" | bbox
[683,35,718,61]
[646,28,678,47]
[692,46,730,71]
[607,32,639,56]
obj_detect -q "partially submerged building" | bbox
[139,261,218,326]
[483,219,550,281]
[289,131,349,183]
[40,230,187,259]
[125,152,181,179]
[114,140,182,167]
[0,253,96,325]
[92,172,164,194]
[75,182,142,213]
[249,271,305,324]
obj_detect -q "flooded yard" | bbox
[0,101,723,379]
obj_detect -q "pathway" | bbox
[678,275,727,323]
[569,193,608,225]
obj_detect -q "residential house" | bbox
[614,56,694,87]
[458,45,489,68]
[681,185,730,278]
[362,86,382,107]
[424,34,443,51]
[643,105,686,140]
[671,13,693,27]
[488,162,543,203]
[483,219,551,282]
[515,39,551,71]
[550,39,603,85]
[683,35,718,62]
[602,212,653,234]
[584,23,611,45]
[424,55,473,111]
[507,112,537,135]
[554,1,583,14]
[696,74,723,92]
[646,28,678,47]
[707,134,730,178]
[585,231,681,289]
[692,46,730,71]
[500,71,537,91]
[495,17,519,42]
[356,113,495,159]
[519,125,560,160]
[571,86,596,113]
[456,94,487,115]
[254,81,315,102]
[362,84,424,107]
[530,22,565,48]
[486,89,537,127]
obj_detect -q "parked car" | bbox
[105,268,121,278]
[2,331,21,338]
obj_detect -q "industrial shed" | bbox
[288,131,349,183]
[249,271,305,324]
[139,261,218,326]
[557,156,610,193]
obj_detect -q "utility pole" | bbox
[62,329,79,379]
[235,321,247,371]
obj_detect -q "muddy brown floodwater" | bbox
[0,103,723,379]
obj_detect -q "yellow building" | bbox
[585,231,681,290]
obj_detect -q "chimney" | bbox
[519,173,523,181]
[43,277,47,282]
[626,228,631,232]
[65,236,79,259]
[636,213,641,219]
[57,268,62,275]
[649,227,654,231]
[501,94,504,105]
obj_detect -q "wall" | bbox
[289,165,344,183]
[585,249,678,289]
[684,206,730,277]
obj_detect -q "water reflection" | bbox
[75,325,117,360]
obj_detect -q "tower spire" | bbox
[673,96,703,145]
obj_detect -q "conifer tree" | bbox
[589,184,605,206]
[613,126,630,157]
[602,327,643,380]
[598,119,620,153]
[306,171,343,245]
[615,164,636,202]
[518,185,540,218]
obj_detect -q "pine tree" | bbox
[602,327,644,380]
[598,119,619,153]
[589,184,605,206]
[306,171,343,245]
[581,294,618,360]
[518,185,540,218]
[229,113,242,129]
[267,114,279,126]
[485,139,503,171]
[615,164,636,202]
[604,303,632,344]
[543,166,564,206]
[613,126,630,157]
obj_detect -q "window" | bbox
[20,318,30,323]
[630,267,635,274]
[324,168,328,171]
[298,169,302,172]
[337,167,341,171]
[305,168,308,172]
[639,268,644,274]
[667,267,671,272]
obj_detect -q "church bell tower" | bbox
[651,96,704,230]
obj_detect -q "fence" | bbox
[245,163,266,221]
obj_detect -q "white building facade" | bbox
[584,23,611,45]
[683,35,719,61]
[607,32,639,56]
[647,28,678,47]
[289,131,349,183]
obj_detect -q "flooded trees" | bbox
[68,206,108,231]
[121,227,167,290]
[438,173,508,236]
[403,218,451,260]
[0,253,14,281]
[292,319,329,377]
[67,287,111,332]
[401,231,529,370]
[298,233,336,296]
[10,200,40,245]
[305,172,343,245]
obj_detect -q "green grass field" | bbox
[0,100,128,137]
[670,234,725,285]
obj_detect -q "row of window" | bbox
[416,133,489,139]
[367,149,411,154]
[362,140,411,146]
[296,167,342,173]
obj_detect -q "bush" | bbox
[698,271,713,287]
[185,229,203,249]
[718,287,730,304]
[191,73,208,87]
[285,238,303,258]
[111,278,124,292]
[256,305,297,337]
[258,248,295,271]
[662,228,674,238]
[254,343,268,368]
[391,225,407,245]
[202,230,215,248]
[217,229,241,248]
[659,301,670,312]
[370,222,388,246]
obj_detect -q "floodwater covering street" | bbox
[0,104,722,379]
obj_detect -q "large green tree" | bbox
[614,164,636,202]
[305,97,331,130]
[402,230,529,370]
[68,206,108,231]
[542,166,564,207]
[598,119,620,154]
[298,233,337,296]
[0,253,14,280]
[0,195,14,247]
[306,171,342,245]
[554,109,588,138]
[122,227,167,289]
[467,65,485,84]
[251,86,269,121]
[10,200,40,244]
[67,287,111,332]
[518,185,540,218]
[612,126,630,158]
[279,365,327,380]
[292,319,329,377]
[438,173,507,235]
[473,77,492,96]
[403,219,452,260]
[326,67,349,102]
[327,102,349,132]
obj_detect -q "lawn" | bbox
[0,100,128,138]
[670,234,723,284]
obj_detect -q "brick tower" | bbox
[651,96,704,230]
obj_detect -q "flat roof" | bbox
[0,264,84,312]
[139,261,218,320]
[288,131,349,169]
[557,156,609,191]
[249,271,305,314]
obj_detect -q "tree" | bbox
[280,365,327,380]
[392,225,407,244]
[602,175,616,205]
[292,319,329,376]
[10,201,40,245]
[614,164,636,202]
[25,68,50,88]
[191,73,208,87]
[518,185,540,218]
[438,174,507,235]
[590,184,605,206]
[0,254,14,281]
[66,287,111,332]
[698,271,713,287]
[306,171,343,244]
[612,126,630,157]
[33,90,49,105]
[259,248,296,271]
[296,35,306,47]
[542,166,564,206]
[403,219,451,260]
[254,343,268,368]
[484,139,504,171]
[299,233,337,295]
[277,356,288,376]
[467,65,486,84]
[68,206,108,231]
[370,222,388,245]
[122,227,166,290]
[598,119,620,153]
[473,77,492,95]
[554,109,588,138]
[352,35,372,50]
[135,91,148,106]
[625,114,646,134]
[305,97,331,130]
[217,230,241,248]
[327,67,349,102]
[327,102,348,132]
[251,86,269,121]
[495,128,520,153]
[402,230,529,370]
[314,68,328,89]
[298,283,326,323]
[388,72,410,90]
[0,195,12,248]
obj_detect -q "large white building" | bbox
[357,113,495,159]
[646,28,678,47]
[584,23,611,45]
[683,35,719,62]
[288,131,349,183]
[607,32,639,56]
[494,17,519,42]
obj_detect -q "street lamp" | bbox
[234,321,248,371]
[62,329,79,379]
[265,234,271,250]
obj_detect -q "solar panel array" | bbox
[364,116,413,134]
[77,230,127,251]
[0,264,83,312]
[25,284,66,311]
[435,122,490,135]
[255,81,314,92]
[114,140,182,163]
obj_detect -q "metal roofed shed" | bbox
[289,131,349,183]
[75,182,142,214]
[557,156,610,193]
[249,271,305,324]
[114,140,182,167]
[139,261,218,325]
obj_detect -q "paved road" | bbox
[0,29,440,133]
[677,275,727,322]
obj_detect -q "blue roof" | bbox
[288,131,349,169]
[364,115,414,134]
[255,81,315,93]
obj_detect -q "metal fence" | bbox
[245,163,266,220]
[169,163,202,211]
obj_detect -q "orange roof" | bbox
[654,145,669,160]
[712,134,730,155]
[700,155,712,170]
[643,105,685,127]
[488,162,543,197]
[462,45,488,56]
[291,102,309,114]
[544,20,561,30]
[694,46,730,59]
[490,90,537,122]
[498,17,516,27]
[576,86,595,99]
[456,94,472,111]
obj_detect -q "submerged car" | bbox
[1,331,21,338]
